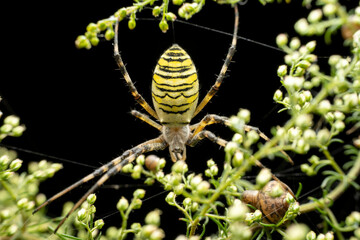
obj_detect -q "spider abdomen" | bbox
[152,44,199,126]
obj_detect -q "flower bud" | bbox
[276,34,288,47]
[232,133,243,144]
[308,9,322,23]
[128,18,136,30]
[323,4,337,16]
[9,159,22,171]
[295,18,309,35]
[87,194,97,205]
[105,28,115,40]
[134,189,146,199]
[77,208,87,222]
[196,181,210,195]
[4,115,20,127]
[232,151,244,167]
[165,192,176,204]
[317,100,331,114]
[273,89,283,101]
[317,128,330,145]
[306,41,317,53]
[256,168,272,187]
[290,37,301,50]
[227,199,249,221]
[172,160,188,173]
[152,6,161,17]
[117,197,129,211]
[145,209,162,226]
[159,19,169,33]
[285,224,309,240]
[306,231,316,240]
[237,109,250,123]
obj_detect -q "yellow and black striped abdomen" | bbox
[152,44,199,126]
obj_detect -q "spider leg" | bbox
[188,129,296,199]
[187,129,228,147]
[131,110,162,131]
[192,4,239,118]
[52,136,167,233]
[114,21,159,120]
[190,114,293,164]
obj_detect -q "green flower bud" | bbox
[183,197,192,207]
[306,41,316,53]
[232,133,243,144]
[94,219,105,229]
[306,231,316,240]
[97,20,108,31]
[1,124,12,133]
[297,60,311,70]
[308,9,322,23]
[7,225,18,236]
[277,65,287,77]
[190,175,202,188]
[172,160,188,173]
[166,12,177,21]
[128,18,136,30]
[105,28,115,40]
[133,198,143,209]
[323,4,337,17]
[207,159,215,168]
[295,114,313,129]
[232,151,244,167]
[17,198,28,209]
[256,168,272,187]
[136,155,145,165]
[276,33,288,47]
[317,234,325,240]
[134,189,146,199]
[269,182,284,198]
[237,109,251,123]
[86,23,98,33]
[196,181,210,195]
[173,0,184,5]
[159,19,169,33]
[333,120,345,132]
[152,6,161,17]
[145,209,162,226]
[165,192,176,204]
[295,18,309,35]
[174,183,184,195]
[0,209,11,219]
[209,165,218,176]
[4,115,20,127]
[10,159,23,171]
[122,163,133,173]
[131,222,142,233]
[324,232,334,240]
[318,100,331,114]
[115,8,127,21]
[191,202,199,212]
[303,129,316,140]
[132,165,142,179]
[283,76,304,90]
[285,224,309,240]
[229,222,252,240]
[77,208,87,222]
[75,35,91,49]
[116,197,129,212]
[317,128,330,145]
[12,125,25,136]
[150,228,165,240]
[227,199,249,221]
[87,194,97,205]
[273,89,283,102]
[290,37,301,50]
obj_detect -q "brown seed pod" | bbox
[145,154,160,172]
[241,180,295,223]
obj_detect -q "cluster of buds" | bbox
[0,115,25,142]
[227,200,252,240]
[295,2,360,43]
[75,194,104,238]
[305,230,335,240]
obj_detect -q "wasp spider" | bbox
[33,4,291,232]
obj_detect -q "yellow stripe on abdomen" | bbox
[152,44,199,126]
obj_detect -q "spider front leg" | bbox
[114,21,158,120]
[187,129,228,148]
[191,114,293,164]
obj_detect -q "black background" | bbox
[1,1,358,238]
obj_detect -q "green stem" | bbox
[300,152,360,213]
[321,146,345,175]
[324,207,344,240]
[0,179,17,200]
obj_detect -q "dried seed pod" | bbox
[241,180,295,223]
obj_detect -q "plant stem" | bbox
[300,152,360,213]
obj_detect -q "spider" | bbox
[33,4,292,233]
